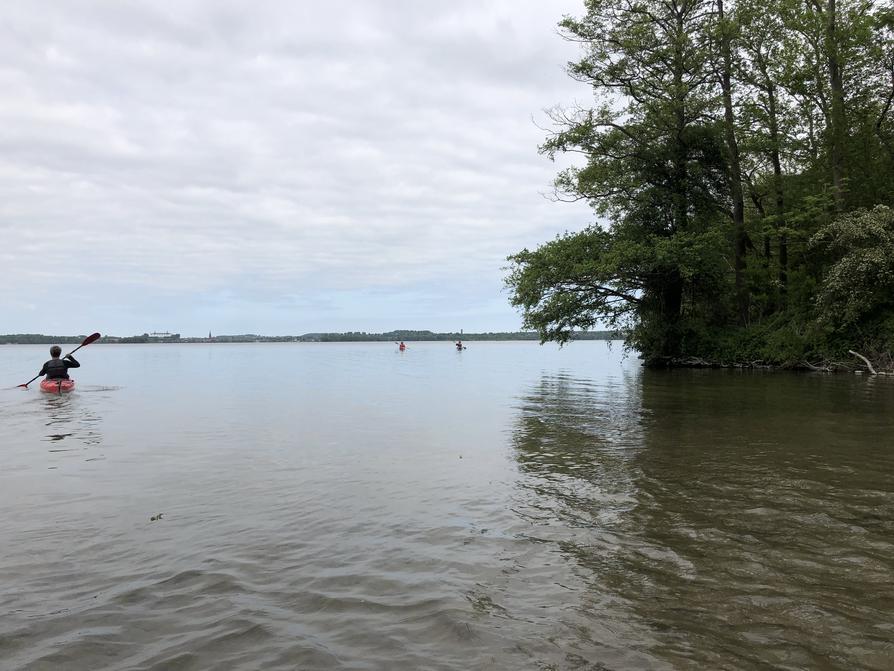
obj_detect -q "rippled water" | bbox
[1,342,892,670]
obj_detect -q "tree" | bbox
[810,205,894,329]
[508,0,894,366]
[715,0,750,323]
[735,0,798,301]
[514,0,728,360]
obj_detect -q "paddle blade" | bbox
[16,374,39,389]
[64,332,101,357]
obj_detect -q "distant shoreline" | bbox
[1,330,618,345]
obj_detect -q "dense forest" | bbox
[506,0,894,368]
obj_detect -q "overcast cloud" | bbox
[1,0,592,336]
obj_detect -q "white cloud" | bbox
[0,0,592,335]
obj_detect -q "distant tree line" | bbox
[506,0,894,367]
[301,330,617,342]
[0,334,87,344]
[0,330,618,345]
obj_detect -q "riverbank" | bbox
[648,353,894,375]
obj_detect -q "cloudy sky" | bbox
[2,1,592,336]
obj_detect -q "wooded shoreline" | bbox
[6,331,890,373]
[654,353,894,375]
[505,0,894,369]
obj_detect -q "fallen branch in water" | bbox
[801,360,832,372]
[677,356,714,367]
[848,350,877,375]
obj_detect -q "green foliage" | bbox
[506,228,636,344]
[507,0,894,366]
[810,206,894,327]
[506,224,728,354]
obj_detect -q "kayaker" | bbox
[38,346,80,380]
[399,341,406,351]
[456,340,464,350]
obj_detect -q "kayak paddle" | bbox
[65,332,101,357]
[17,332,101,389]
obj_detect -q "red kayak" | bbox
[40,379,75,394]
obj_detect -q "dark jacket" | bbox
[39,355,80,380]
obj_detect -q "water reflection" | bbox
[511,369,894,669]
[511,371,645,531]
[509,371,670,669]
[42,393,103,449]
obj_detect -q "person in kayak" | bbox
[455,340,464,350]
[38,346,80,380]
[399,341,406,351]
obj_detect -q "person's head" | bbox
[50,345,62,358]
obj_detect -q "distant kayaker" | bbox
[455,340,463,350]
[399,341,406,351]
[38,346,80,380]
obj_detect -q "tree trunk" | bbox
[766,81,788,303]
[826,0,846,211]
[660,271,684,357]
[671,8,689,236]
[660,6,688,359]
[748,189,771,268]
[718,0,749,324]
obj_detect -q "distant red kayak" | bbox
[40,379,75,394]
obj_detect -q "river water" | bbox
[0,341,892,670]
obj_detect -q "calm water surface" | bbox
[0,342,892,670]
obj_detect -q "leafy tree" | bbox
[810,205,894,328]
[514,0,729,360]
[508,0,894,366]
